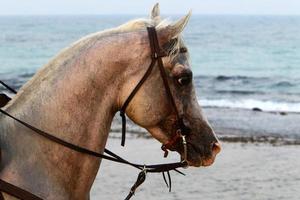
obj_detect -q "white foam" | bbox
[199,99,300,112]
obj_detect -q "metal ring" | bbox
[181,135,188,168]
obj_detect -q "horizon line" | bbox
[0,13,300,17]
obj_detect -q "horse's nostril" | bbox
[212,142,221,154]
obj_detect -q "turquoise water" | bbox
[1,15,300,111]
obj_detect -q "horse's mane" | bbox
[71,17,184,60]
[40,17,185,74]
[117,18,184,59]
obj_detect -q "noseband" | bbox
[120,27,190,162]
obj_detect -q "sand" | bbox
[91,137,300,200]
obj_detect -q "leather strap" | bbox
[0,179,42,200]
[0,94,11,108]
[0,192,4,200]
[147,27,180,119]
[119,26,182,147]
[147,27,191,154]
[119,58,156,146]
[0,108,141,170]
[161,130,182,155]
[0,81,17,94]
[0,107,187,200]
[119,27,167,147]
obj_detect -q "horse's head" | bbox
[118,4,221,167]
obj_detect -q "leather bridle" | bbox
[0,27,190,200]
[120,27,190,161]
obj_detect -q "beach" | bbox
[91,137,300,200]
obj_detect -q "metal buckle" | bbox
[161,129,189,169]
[181,135,188,169]
[142,165,148,175]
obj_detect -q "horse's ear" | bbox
[157,11,191,41]
[150,3,160,20]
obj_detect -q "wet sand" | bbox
[204,107,300,142]
[91,138,300,200]
[110,107,300,144]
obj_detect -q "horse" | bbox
[0,4,221,200]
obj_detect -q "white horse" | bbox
[0,4,220,200]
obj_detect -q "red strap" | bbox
[161,130,182,157]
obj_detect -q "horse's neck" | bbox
[0,33,142,198]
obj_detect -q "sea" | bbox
[1,15,300,112]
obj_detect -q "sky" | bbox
[1,0,300,15]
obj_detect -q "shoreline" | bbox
[203,105,300,115]
[109,106,300,146]
[109,132,300,146]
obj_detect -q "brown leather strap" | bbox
[147,27,180,119]
[119,27,168,146]
[0,108,141,170]
[0,192,4,200]
[0,179,43,200]
[0,81,17,94]
[0,107,187,200]
[0,107,187,172]
[119,59,156,146]
[0,94,11,108]
[119,27,182,147]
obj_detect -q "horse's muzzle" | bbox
[202,142,221,167]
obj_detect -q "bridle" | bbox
[120,27,190,160]
[0,27,190,200]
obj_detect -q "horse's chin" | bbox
[186,159,202,167]
[184,144,218,167]
[186,156,216,167]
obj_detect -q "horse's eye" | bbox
[177,76,191,86]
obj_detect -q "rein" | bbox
[0,27,189,200]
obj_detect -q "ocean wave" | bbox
[215,75,249,81]
[218,135,300,145]
[215,90,263,95]
[18,72,35,79]
[272,81,295,87]
[199,99,300,112]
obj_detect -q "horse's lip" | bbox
[201,157,216,167]
[186,142,219,167]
